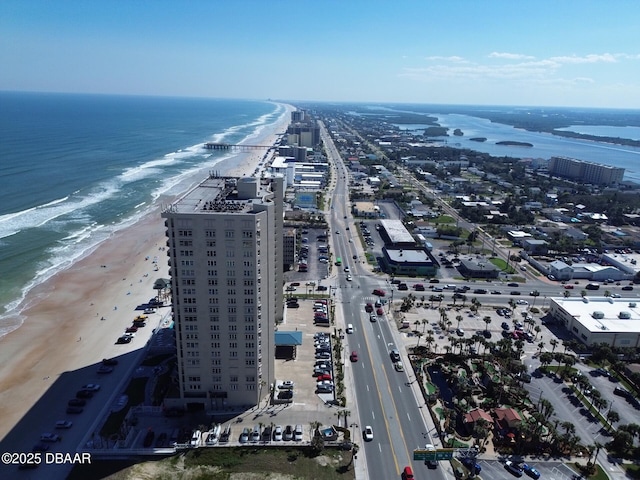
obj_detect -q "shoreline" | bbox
[0,103,294,442]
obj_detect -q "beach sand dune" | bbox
[0,104,293,443]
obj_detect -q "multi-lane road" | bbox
[322,122,446,479]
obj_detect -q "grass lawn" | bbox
[488,257,515,273]
[433,215,455,224]
[69,447,356,480]
[183,447,354,478]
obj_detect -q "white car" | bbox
[273,425,283,441]
[278,380,294,390]
[40,433,62,442]
[55,420,73,429]
[81,384,100,392]
[294,424,303,441]
[516,300,529,305]
[363,425,374,441]
[346,274,352,281]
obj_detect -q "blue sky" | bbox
[1,0,639,108]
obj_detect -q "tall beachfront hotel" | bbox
[162,175,284,411]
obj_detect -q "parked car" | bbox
[76,390,94,399]
[250,425,261,443]
[462,457,482,475]
[294,424,303,441]
[283,425,294,441]
[522,463,540,479]
[239,428,250,443]
[40,433,62,443]
[505,460,523,477]
[273,425,283,441]
[81,384,100,392]
[55,420,73,429]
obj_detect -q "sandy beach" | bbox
[0,104,294,442]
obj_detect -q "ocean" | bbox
[0,92,286,335]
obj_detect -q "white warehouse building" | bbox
[549,296,640,348]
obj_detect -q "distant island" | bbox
[453,128,463,136]
[496,140,533,147]
[424,126,449,136]
[470,137,487,142]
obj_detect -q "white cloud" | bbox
[549,53,617,64]
[425,55,468,63]
[489,52,535,60]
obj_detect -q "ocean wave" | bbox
[0,100,287,335]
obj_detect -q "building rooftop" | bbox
[380,219,415,244]
[552,297,640,334]
[163,176,269,215]
[385,248,434,264]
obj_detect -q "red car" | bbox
[350,351,358,362]
[317,373,332,381]
[376,308,384,316]
[372,289,386,297]
[125,326,138,333]
[564,285,574,289]
[365,303,373,313]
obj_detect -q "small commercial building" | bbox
[549,297,640,348]
[457,259,500,279]
[379,247,439,277]
[379,219,416,247]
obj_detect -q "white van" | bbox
[346,324,354,334]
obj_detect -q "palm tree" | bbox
[561,420,576,436]
[537,341,545,355]
[508,299,516,314]
[483,316,492,333]
[425,333,435,353]
[606,409,620,425]
[346,442,359,469]
[334,410,344,427]
[456,314,463,329]
[534,325,541,340]
[563,290,571,298]
[422,318,429,333]
[563,354,576,372]
[549,338,559,354]
[342,409,351,430]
